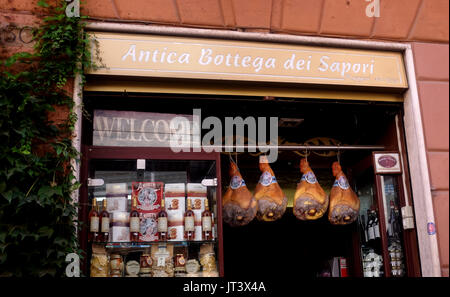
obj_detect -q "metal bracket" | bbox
[401,205,415,230]
[201,178,217,187]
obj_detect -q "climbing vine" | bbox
[0,0,93,276]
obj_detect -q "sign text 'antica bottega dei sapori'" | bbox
[87,32,407,89]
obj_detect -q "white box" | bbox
[165,183,186,195]
[110,226,130,242]
[186,183,207,194]
[168,225,184,241]
[107,197,128,212]
[106,183,128,195]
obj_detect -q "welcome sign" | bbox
[87,32,407,89]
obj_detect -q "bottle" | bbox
[394,205,401,239]
[157,198,168,241]
[129,196,140,242]
[372,208,380,239]
[388,201,396,239]
[88,198,99,242]
[184,198,195,240]
[366,209,375,241]
[100,199,110,242]
[201,199,212,241]
[360,214,367,244]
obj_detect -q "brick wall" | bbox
[1,0,448,276]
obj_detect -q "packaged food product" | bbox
[90,245,109,277]
[151,244,174,277]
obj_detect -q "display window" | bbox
[79,93,420,277]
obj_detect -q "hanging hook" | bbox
[305,146,309,162]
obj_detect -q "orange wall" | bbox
[1,0,448,276]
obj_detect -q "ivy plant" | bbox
[0,0,93,276]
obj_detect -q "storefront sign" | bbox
[87,32,408,89]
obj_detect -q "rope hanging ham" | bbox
[254,156,287,222]
[222,161,257,227]
[328,162,360,225]
[293,158,329,220]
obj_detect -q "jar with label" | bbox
[174,253,187,277]
[109,254,123,277]
[139,252,153,277]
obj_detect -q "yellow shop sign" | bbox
[87,32,407,89]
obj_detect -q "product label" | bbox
[374,224,380,238]
[90,217,99,232]
[157,256,166,267]
[185,216,195,231]
[129,217,140,233]
[333,176,350,190]
[301,171,317,184]
[158,217,168,232]
[259,171,277,186]
[202,216,212,231]
[230,175,245,190]
[101,217,110,233]
[368,226,375,240]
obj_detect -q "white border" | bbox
[74,22,441,276]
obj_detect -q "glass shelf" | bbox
[92,240,217,249]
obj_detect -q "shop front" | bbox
[76,24,432,277]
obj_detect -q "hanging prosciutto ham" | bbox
[293,158,329,220]
[254,156,287,221]
[328,161,360,225]
[222,161,257,227]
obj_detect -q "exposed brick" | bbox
[232,0,271,29]
[413,43,449,81]
[432,191,449,268]
[427,152,449,190]
[81,0,119,19]
[372,0,421,40]
[320,0,374,37]
[410,0,449,42]
[177,0,224,27]
[115,0,180,23]
[281,0,323,34]
[0,0,39,12]
[417,82,449,151]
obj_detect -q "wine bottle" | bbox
[100,199,110,242]
[129,196,140,242]
[88,198,99,243]
[388,201,395,239]
[184,198,195,240]
[367,209,375,241]
[360,214,367,244]
[157,198,168,241]
[372,208,380,239]
[201,199,212,241]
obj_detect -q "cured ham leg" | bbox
[293,158,329,220]
[328,162,360,225]
[254,156,287,221]
[222,161,257,227]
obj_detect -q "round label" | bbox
[302,172,317,184]
[101,217,110,233]
[90,217,99,232]
[378,155,398,168]
[185,216,195,232]
[129,217,140,233]
[157,217,168,232]
[230,175,243,190]
[259,171,274,187]
[337,176,350,190]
